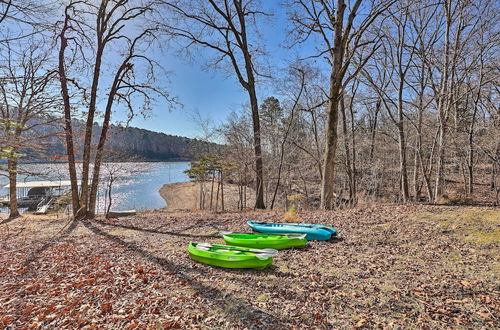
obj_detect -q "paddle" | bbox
[220,231,306,239]
[196,243,278,258]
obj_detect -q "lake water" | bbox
[0,162,190,214]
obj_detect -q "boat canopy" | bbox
[3,180,81,189]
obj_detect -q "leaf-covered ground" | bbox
[0,205,498,328]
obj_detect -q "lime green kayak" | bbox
[222,232,307,250]
[188,242,276,269]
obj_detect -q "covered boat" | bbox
[222,232,307,250]
[188,242,276,269]
[247,221,337,241]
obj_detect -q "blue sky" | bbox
[2,1,315,140]
[114,2,293,139]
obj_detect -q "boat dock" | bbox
[2,180,81,214]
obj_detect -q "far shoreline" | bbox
[2,159,195,165]
[159,181,255,211]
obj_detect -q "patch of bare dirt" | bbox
[159,181,255,211]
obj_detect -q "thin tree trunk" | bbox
[210,172,215,211]
[270,78,304,209]
[79,45,104,219]
[106,176,113,217]
[58,9,80,217]
[340,96,353,203]
[349,93,357,205]
[434,0,455,202]
[370,99,381,162]
[248,88,265,209]
[397,91,409,203]
[413,136,421,200]
[89,61,132,216]
[220,169,224,211]
[7,158,19,218]
[215,174,220,212]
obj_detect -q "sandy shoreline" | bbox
[159,181,255,211]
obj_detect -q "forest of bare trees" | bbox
[216,0,499,209]
[0,0,499,218]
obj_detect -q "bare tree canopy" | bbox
[57,0,175,218]
[159,0,270,209]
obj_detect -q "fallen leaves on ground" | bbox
[0,205,498,328]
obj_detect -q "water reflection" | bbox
[0,162,190,214]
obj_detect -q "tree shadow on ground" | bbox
[93,219,220,239]
[154,220,223,236]
[0,215,18,225]
[83,220,291,328]
[22,219,79,272]
[1,225,26,242]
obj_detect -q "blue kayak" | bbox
[247,221,337,241]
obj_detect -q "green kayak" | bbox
[188,242,276,270]
[222,232,308,250]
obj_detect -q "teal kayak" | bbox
[247,221,337,240]
[222,232,307,249]
[188,242,276,269]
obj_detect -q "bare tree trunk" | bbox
[58,6,80,217]
[369,98,381,162]
[340,96,353,203]
[397,90,410,203]
[244,165,247,210]
[198,181,202,209]
[238,170,243,210]
[7,158,19,218]
[220,169,224,212]
[412,136,421,200]
[434,0,457,202]
[349,93,357,205]
[270,71,305,209]
[89,55,136,216]
[248,88,265,209]
[320,81,340,210]
[105,175,114,218]
[215,173,220,212]
[210,172,215,211]
[318,0,378,209]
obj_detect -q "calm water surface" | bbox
[0,162,190,214]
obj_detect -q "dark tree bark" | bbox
[7,158,19,218]
[58,3,81,217]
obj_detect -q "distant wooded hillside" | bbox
[25,122,217,162]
